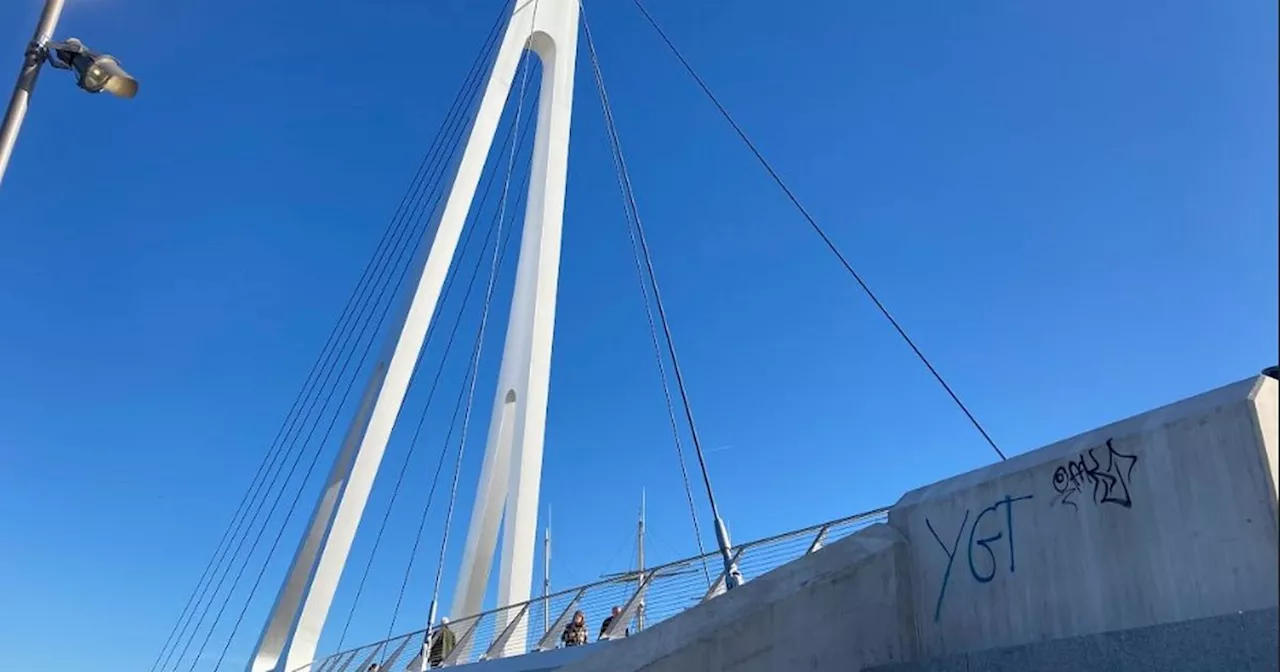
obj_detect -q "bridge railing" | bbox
[299,506,888,671]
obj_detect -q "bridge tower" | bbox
[247,0,579,669]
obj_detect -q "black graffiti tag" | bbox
[1051,439,1138,511]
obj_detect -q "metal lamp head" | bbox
[49,38,138,98]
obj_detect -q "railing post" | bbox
[307,654,338,672]
[351,642,388,672]
[329,650,361,672]
[534,587,586,651]
[602,569,657,640]
[378,634,416,672]
[806,523,832,555]
[482,602,531,660]
[700,547,745,603]
[306,655,334,672]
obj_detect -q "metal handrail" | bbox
[298,505,888,670]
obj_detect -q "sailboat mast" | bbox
[543,509,551,634]
[637,489,645,631]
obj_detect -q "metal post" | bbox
[328,650,360,672]
[378,635,416,672]
[0,0,65,187]
[542,517,551,635]
[700,547,744,603]
[806,523,832,555]
[482,602,531,660]
[713,516,745,590]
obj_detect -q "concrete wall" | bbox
[867,606,1278,672]
[559,524,917,672]
[889,375,1279,659]
[552,374,1278,672]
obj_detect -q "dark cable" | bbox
[332,105,535,651]
[627,0,1007,461]
[165,58,475,670]
[382,210,520,641]
[151,39,489,665]
[579,3,712,588]
[195,10,514,669]
[418,38,540,641]
[578,5,729,549]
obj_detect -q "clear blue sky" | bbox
[0,0,1275,669]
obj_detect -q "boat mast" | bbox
[542,509,551,634]
[637,489,646,631]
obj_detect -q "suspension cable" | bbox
[579,2,740,590]
[333,105,535,651]
[579,2,711,588]
[149,37,502,665]
[382,177,524,642]
[196,17,514,672]
[424,21,541,634]
[628,0,1007,462]
[165,36,500,669]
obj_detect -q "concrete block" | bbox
[889,375,1279,659]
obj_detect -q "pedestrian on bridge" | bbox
[561,610,588,647]
[599,606,628,639]
[428,617,456,668]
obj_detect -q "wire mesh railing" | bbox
[298,506,887,671]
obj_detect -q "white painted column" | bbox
[449,1,580,660]
[249,0,580,668]
[496,7,579,657]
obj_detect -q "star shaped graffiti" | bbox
[1086,439,1138,508]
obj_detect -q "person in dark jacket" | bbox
[599,606,628,639]
[561,610,588,647]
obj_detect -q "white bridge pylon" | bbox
[248,0,580,670]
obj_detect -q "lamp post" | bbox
[0,0,137,188]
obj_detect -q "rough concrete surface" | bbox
[516,374,1280,672]
[559,524,916,672]
[868,607,1278,672]
[890,375,1279,659]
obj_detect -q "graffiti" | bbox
[1050,439,1138,511]
[925,494,1033,622]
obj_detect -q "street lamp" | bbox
[0,0,138,189]
[47,38,139,99]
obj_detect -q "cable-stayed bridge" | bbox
[137,1,1280,671]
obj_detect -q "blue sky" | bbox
[0,0,1275,669]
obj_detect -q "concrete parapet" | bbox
[540,373,1278,672]
[889,374,1278,659]
[560,523,917,672]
